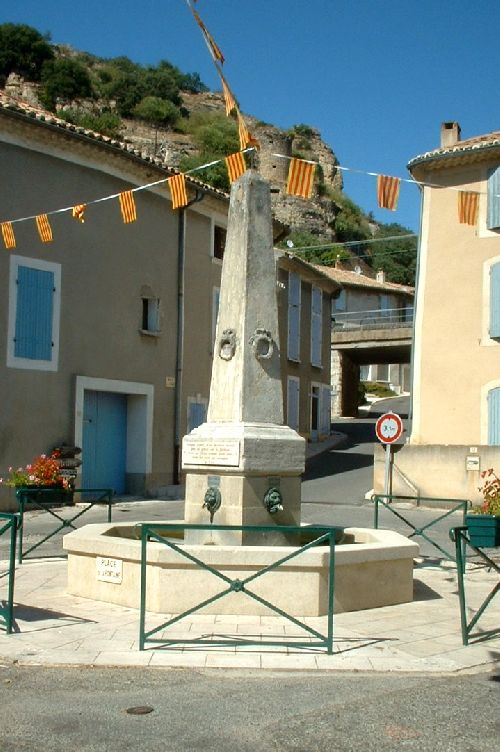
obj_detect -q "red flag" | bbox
[119,191,137,224]
[168,174,188,210]
[219,72,236,116]
[377,175,401,211]
[1,222,16,249]
[36,214,53,243]
[458,191,479,225]
[225,152,246,183]
[286,158,316,199]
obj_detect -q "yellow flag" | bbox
[36,214,53,243]
[458,191,479,225]
[119,191,137,224]
[168,174,188,210]
[377,175,401,211]
[237,110,259,151]
[1,222,16,249]
[286,158,316,199]
[72,204,86,223]
[225,152,246,183]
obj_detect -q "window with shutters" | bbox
[287,376,300,431]
[287,272,301,362]
[311,285,322,367]
[187,396,207,433]
[490,262,500,338]
[488,387,500,444]
[487,166,500,231]
[7,255,61,371]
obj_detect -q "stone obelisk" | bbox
[182,170,305,544]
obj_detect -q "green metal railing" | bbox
[372,494,470,561]
[0,512,18,634]
[139,523,337,654]
[16,487,113,562]
[450,526,499,646]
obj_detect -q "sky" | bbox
[2,0,500,232]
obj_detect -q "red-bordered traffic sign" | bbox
[375,412,403,444]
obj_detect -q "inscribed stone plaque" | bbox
[183,438,241,467]
[96,556,123,584]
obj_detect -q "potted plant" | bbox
[466,469,500,547]
[0,451,73,505]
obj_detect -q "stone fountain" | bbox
[64,171,418,616]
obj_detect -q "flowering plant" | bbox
[476,469,500,516]
[0,451,70,489]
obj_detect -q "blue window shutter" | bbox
[488,388,500,445]
[14,266,54,360]
[188,402,206,432]
[490,263,500,338]
[487,166,500,230]
[311,286,322,366]
[287,273,301,361]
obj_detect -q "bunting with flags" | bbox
[458,191,479,225]
[1,222,16,249]
[119,191,137,224]
[377,175,401,211]
[191,6,225,65]
[36,214,53,243]
[72,204,86,223]
[168,174,188,210]
[286,158,316,199]
[225,151,246,183]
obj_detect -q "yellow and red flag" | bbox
[458,191,479,225]
[168,174,188,210]
[219,72,236,116]
[191,7,225,65]
[237,110,259,151]
[286,158,316,199]
[1,222,16,249]
[72,204,86,223]
[36,214,53,243]
[377,175,401,211]
[119,191,137,224]
[225,152,246,183]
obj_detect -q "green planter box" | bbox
[465,514,500,548]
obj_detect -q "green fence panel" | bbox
[0,512,18,634]
[450,526,500,646]
[139,523,337,654]
[372,494,470,561]
[16,487,113,562]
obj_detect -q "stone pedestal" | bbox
[182,170,305,545]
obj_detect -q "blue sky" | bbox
[3,0,499,231]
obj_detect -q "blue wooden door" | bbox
[82,391,127,493]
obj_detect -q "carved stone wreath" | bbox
[249,328,274,360]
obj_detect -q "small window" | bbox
[487,166,500,231]
[141,298,160,333]
[213,226,227,260]
[7,255,61,371]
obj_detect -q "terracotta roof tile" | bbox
[408,129,500,169]
[313,263,414,294]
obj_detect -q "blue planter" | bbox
[465,514,500,548]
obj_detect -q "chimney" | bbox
[376,270,385,283]
[441,121,461,148]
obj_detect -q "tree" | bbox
[370,222,417,285]
[0,23,53,83]
[133,96,180,150]
[40,58,93,110]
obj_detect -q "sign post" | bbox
[375,412,404,496]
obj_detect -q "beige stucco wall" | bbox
[411,162,500,445]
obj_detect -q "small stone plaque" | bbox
[96,556,123,584]
[182,438,241,467]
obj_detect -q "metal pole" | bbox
[383,443,392,496]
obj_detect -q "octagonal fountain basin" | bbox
[63,523,419,617]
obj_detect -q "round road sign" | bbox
[375,412,403,444]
